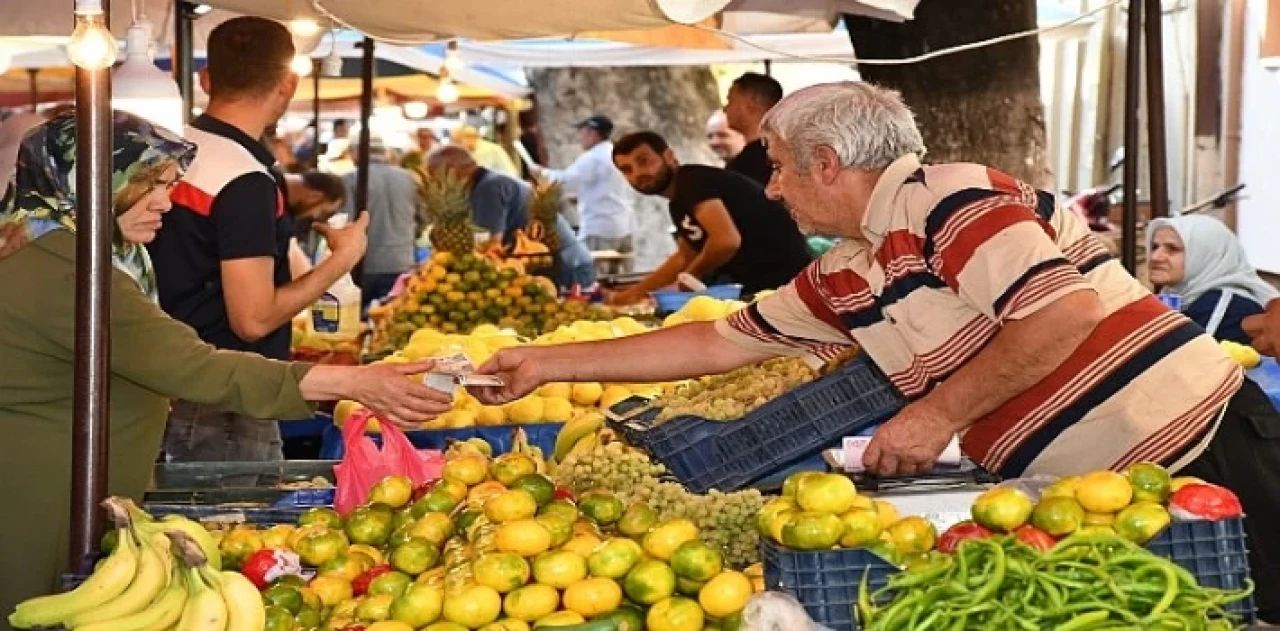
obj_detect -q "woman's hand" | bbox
[466,348,548,405]
[347,360,453,429]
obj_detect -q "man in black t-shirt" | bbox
[608,131,812,304]
[724,72,783,187]
[149,17,369,462]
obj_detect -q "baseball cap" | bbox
[575,115,614,137]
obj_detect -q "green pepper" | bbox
[1053,610,1111,631]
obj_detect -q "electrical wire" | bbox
[691,0,1125,66]
[309,0,1123,68]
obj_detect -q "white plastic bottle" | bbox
[311,214,363,342]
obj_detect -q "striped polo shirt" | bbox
[716,154,1241,478]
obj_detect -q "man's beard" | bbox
[636,165,675,195]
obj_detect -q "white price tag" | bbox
[840,435,963,473]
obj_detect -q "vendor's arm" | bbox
[1244,299,1280,355]
[681,200,741,281]
[468,322,773,404]
[219,177,369,342]
[608,239,694,304]
[105,268,451,426]
[864,193,1106,476]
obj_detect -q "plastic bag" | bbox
[334,408,445,515]
[740,592,835,631]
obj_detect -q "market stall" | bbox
[0,0,1227,628]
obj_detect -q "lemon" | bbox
[561,533,604,558]
[542,397,574,422]
[532,611,586,627]
[699,571,752,618]
[662,312,691,327]
[538,383,573,399]
[874,500,900,529]
[503,583,560,622]
[473,553,532,593]
[531,550,588,589]
[570,383,604,406]
[795,473,858,513]
[1076,471,1134,513]
[647,596,705,631]
[447,409,477,428]
[562,577,623,617]
[485,490,540,523]
[507,397,546,424]
[443,454,489,486]
[681,295,728,321]
[333,400,363,427]
[599,386,633,411]
[443,585,502,628]
[838,509,882,548]
[643,520,700,561]
[477,406,507,426]
[495,519,554,557]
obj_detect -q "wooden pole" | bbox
[355,37,375,212]
[1121,0,1143,272]
[174,0,194,123]
[70,0,114,574]
[26,68,39,111]
[1144,0,1169,219]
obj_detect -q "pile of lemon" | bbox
[660,295,751,328]
[758,472,930,559]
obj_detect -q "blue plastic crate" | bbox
[272,487,337,508]
[1147,518,1256,622]
[761,539,894,631]
[319,422,564,460]
[765,518,1258,631]
[609,355,904,493]
[649,284,743,314]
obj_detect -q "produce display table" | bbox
[317,422,563,460]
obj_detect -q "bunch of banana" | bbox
[8,497,264,631]
[551,411,605,464]
[510,426,548,473]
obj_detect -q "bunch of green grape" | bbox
[554,440,767,567]
[653,356,820,423]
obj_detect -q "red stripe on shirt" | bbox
[796,266,860,334]
[875,229,926,270]
[961,296,1175,466]
[170,181,214,217]
[1112,370,1241,470]
[937,204,1039,286]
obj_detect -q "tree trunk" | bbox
[844,0,1049,186]
[527,66,722,272]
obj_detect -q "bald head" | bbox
[427,145,478,178]
[706,110,745,163]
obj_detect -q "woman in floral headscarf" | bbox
[0,111,451,614]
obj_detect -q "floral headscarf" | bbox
[0,110,195,302]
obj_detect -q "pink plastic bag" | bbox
[333,409,445,515]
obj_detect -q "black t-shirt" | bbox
[726,139,772,187]
[148,114,294,361]
[668,165,812,295]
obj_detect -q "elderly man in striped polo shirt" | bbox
[470,83,1280,617]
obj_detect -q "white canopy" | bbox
[0,0,919,41]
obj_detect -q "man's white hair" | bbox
[761,81,926,173]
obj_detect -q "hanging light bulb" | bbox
[291,54,313,77]
[443,41,464,76]
[436,77,460,105]
[289,18,322,37]
[190,4,213,16]
[402,101,429,119]
[67,0,119,70]
[0,50,11,76]
[113,17,184,133]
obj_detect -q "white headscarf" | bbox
[1146,214,1279,307]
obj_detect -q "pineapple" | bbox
[527,180,564,254]
[424,169,477,256]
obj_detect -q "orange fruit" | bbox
[794,473,858,514]
[531,550,588,589]
[838,509,883,548]
[647,596,705,631]
[495,519,553,557]
[1126,462,1173,504]
[502,583,560,622]
[472,553,532,594]
[780,512,843,550]
[1114,501,1171,544]
[623,560,677,605]
[442,584,502,628]
[698,571,752,618]
[642,520,699,561]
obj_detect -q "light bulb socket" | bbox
[321,51,344,77]
[74,0,105,14]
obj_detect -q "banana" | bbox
[65,530,172,627]
[217,570,266,631]
[8,526,140,629]
[564,430,599,462]
[553,412,604,462]
[173,566,227,631]
[73,567,187,631]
